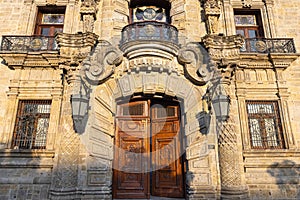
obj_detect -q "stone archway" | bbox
[79,70,213,199]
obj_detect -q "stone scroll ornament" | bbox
[178,43,212,86]
[81,40,123,85]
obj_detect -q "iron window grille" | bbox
[12,100,52,149]
[246,101,285,149]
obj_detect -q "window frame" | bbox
[234,9,264,38]
[245,100,285,149]
[34,6,65,36]
[11,100,52,150]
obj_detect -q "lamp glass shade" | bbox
[71,94,89,119]
[212,94,230,121]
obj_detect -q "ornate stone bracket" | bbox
[203,0,222,34]
[81,40,123,85]
[177,43,212,86]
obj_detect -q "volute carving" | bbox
[177,43,211,85]
[81,40,123,85]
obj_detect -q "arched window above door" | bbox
[129,0,171,24]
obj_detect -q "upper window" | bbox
[246,101,285,149]
[35,7,65,36]
[129,0,170,23]
[234,10,264,39]
[12,100,52,149]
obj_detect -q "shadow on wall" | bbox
[0,149,53,199]
[267,160,300,199]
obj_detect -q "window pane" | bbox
[41,28,50,36]
[55,28,63,33]
[236,29,245,36]
[235,15,256,26]
[42,14,64,24]
[264,118,279,147]
[248,30,257,38]
[249,118,263,147]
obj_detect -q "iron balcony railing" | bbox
[241,38,296,53]
[120,21,178,45]
[1,35,58,52]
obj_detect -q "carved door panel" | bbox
[113,118,150,199]
[113,101,184,199]
[113,101,150,199]
[151,105,184,197]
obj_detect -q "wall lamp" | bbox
[212,94,230,121]
[71,94,89,133]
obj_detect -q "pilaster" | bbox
[49,32,98,199]
[203,34,250,199]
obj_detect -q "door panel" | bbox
[113,118,150,199]
[114,100,184,199]
[151,120,183,197]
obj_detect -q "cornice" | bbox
[239,53,300,69]
[0,51,59,69]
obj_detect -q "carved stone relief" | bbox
[81,40,123,85]
[203,0,222,34]
[242,0,252,8]
[80,0,98,32]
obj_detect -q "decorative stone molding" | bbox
[56,32,99,67]
[202,34,244,61]
[203,0,222,34]
[203,34,244,86]
[239,54,300,69]
[81,40,123,85]
[80,0,98,32]
[242,0,252,8]
[0,52,59,69]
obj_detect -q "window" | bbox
[35,7,65,36]
[12,100,52,149]
[246,101,284,149]
[129,0,171,23]
[234,10,264,52]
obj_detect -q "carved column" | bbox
[49,33,98,198]
[203,35,249,199]
[203,0,222,34]
[80,0,98,32]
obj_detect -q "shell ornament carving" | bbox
[82,40,123,85]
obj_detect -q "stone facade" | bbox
[0,0,299,199]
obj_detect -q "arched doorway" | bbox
[113,98,185,199]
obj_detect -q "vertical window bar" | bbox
[12,100,51,149]
[246,101,284,149]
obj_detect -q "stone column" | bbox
[203,34,249,199]
[49,32,98,198]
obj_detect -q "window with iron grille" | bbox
[12,100,52,149]
[246,101,285,149]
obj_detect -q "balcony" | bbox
[241,38,296,54]
[120,21,179,59]
[120,21,178,45]
[1,35,58,52]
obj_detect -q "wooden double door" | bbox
[113,100,184,199]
